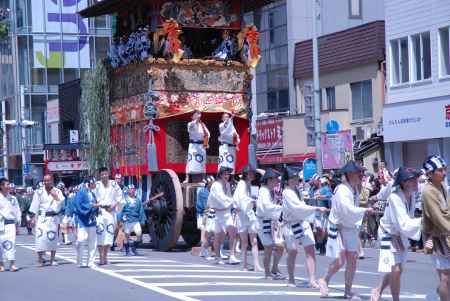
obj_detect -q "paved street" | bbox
[0,232,438,301]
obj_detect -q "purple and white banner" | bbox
[32,0,90,69]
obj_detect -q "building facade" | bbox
[383,0,450,176]
[249,0,384,168]
[294,21,385,171]
[1,0,111,185]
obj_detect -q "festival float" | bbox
[79,0,272,250]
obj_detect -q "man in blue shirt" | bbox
[196,176,214,258]
[73,177,99,268]
[119,184,146,256]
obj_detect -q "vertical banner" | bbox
[321,129,354,170]
[32,0,90,69]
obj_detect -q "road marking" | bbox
[114,269,260,273]
[19,245,200,301]
[154,282,371,289]
[131,275,268,279]
[179,291,426,299]
[115,264,224,268]
[155,282,294,287]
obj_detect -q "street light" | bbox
[1,117,37,183]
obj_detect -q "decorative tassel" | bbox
[162,19,183,63]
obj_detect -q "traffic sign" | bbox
[326,120,340,134]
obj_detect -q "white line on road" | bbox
[19,245,200,301]
[153,282,372,289]
[115,264,224,268]
[131,275,267,279]
[178,291,426,299]
[113,269,260,273]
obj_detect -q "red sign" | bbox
[446,104,450,120]
[258,153,316,165]
[256,118,283,155]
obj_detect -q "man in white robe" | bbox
[234,165,261,271]
[371,167,422,301]
[318,161,374,298]
[207,166,240,265]
[186,110,210,180]
[218,113,240,174]
[282,166,328,287]
[0,178,21,272]
[256,168,284,280]
[95,167,123,265]
[29,174,64,266]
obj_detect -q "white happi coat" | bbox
[0,193,21,261]
[378,189,421,272]
[95,180,123,246]
[234,180,257,233]
[29,187,64,252]
[187,120,210,174]
[218,119,240,173]
[326,182,366,258]
[256,186,282,245]
[282,187,316,244]
[207,181,235,231]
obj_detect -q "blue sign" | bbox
[23,164,31,175]
[0,169,4,178]
[303,159,317,181]
[326,120,340,134]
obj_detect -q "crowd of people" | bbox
[193,155,449,301]
[0,169,146,270]
[0,152,448,300]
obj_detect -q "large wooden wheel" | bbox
[147,169,184,251]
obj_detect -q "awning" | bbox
[258,153,316,165]
[79,0,276,18]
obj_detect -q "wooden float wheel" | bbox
[148,169,184,251]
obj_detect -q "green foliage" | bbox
[0,21,9,40]
[80,59,112,174]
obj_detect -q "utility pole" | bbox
[1,98,8,178]
[312,0,322,174]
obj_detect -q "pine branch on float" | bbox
[80,59,112,175]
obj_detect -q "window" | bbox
[411,32,431,81]
[349,0,362,19]
[268,12,275,44]
[254,3,289,113]
[390,38,410,85]
[326,87,336,111]
[267,89,289,112]
[439,27,450,77]
[351,80,373,121]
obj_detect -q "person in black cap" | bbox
[318,160,374,298]
[282,166,328,287]
[371,167,422,301]
[207,166,240,265]
[256,168,284,280]
[234,165,262,271]
[421,155,450,301]
[73,177,99,268]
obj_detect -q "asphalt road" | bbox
[0,232,439,301]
